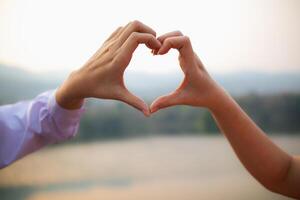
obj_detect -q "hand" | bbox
[150,31,225,113]
[56,21,161,116]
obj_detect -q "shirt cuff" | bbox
[47,90,85,125]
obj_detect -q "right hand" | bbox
[150,31,225,113]
[56,21,161,116]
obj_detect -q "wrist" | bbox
[206,84,231,113]
[56,81,84,110]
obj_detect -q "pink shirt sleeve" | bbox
[0,90,84,169]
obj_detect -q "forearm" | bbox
[208,88,296,194]
[148,30,300,198]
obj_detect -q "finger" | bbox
[119,32,161,58]
[194,53,207,71]
[104,26,123,43]
[157,30,183,43]
[151,31,184,55]
[117,20,156,47]
[158,36,194,59]
[150,92,181,114]
[119,89,150,117]
[108,21,132,42]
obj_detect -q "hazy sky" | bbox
[0,0,299,74]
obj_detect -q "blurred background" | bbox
[0,0,300,199]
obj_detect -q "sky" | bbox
[0,0,300,75]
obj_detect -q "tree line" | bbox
[73,93,300,142]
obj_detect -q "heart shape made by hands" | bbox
[56,23,210,117]
[124,47,183,108]
[120,30,209,116]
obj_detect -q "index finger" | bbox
[117,20,156,46]
[158,36,194,60]
[157,31,183,43]
[119,32,161,58]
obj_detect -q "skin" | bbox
[150,31,300,199]
[56,20,161,116]
[56,22,299,198]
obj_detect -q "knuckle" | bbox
[131,20,142,29]
[146,34,154,40]
[175,30,183,36]
[164,38,173,45]
[130,32,140,40]
[151,30,157,37]
[164,38,171,43]
[182,36,191,43]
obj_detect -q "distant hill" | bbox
[1,64,299,138]
[0,64,300,103]
[213,72,300,95]
[0,64,65,103]
[124,70,300,99]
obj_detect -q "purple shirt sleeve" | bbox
[0,90,84,169]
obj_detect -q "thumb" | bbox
[119,89,150,117]
[150,92,181,114]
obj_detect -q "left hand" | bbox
[56,21,161,116]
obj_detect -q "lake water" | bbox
[0,135,299,200]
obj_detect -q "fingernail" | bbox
[150,107,157,114]
[143,109,150,117]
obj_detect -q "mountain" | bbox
[0,64,300,104]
